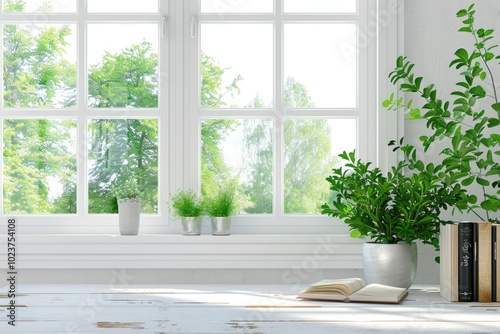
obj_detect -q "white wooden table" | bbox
[1,284,499,333]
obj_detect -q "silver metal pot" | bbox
[181,216,202,236]
[363,242,418,288]
[210,216,232,236]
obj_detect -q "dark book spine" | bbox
[493,225,497,302]
[458,222,474,302]
[473,222,478,302]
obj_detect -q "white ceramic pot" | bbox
[181,216,202,235]
[118,198,141,235]
[210,216,232,236]
[363,242,418,289]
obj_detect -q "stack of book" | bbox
[440,222,500,302]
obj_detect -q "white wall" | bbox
[403,0,500,212]
[402,0,500,283]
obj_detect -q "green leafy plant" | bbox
[321,150,464,249]
[169,189,204,218]
[112,177,141,200]
[383,3,500,223]
[205,183,239,217]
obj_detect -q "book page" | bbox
[348,284,408,303]
[301,278,366,296]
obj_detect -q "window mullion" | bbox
[358,0,370,162]
[186,0,199,193]
[159,0,170,222]
[275,0,284,218]
[79,0,88,217]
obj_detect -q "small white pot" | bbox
[118,198,141,235]
[363,242,418,289]
[210,216,232,236]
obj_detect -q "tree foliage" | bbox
[2,1,78,213]
[201,67,339,214]
[3,5,339,217]
[200,53,239,197]
[282,77,337,214]
[3,119,76,213]
[88,41,158,108]
[3,0,159,214]
[87,41,159,213]
[3,23,76,108]
[241,117,273,214]
[88,119,158,214]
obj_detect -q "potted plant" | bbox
[169,189,205,236]
[383,4,499,224]
[205,183,239,236]
[112,177,141,236]
[321,150,464,288]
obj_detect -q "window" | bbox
[1,0,385,234]
[190,0,370,228]
[1,0,164,230]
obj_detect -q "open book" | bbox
[297,278,409,304]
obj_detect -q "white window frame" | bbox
[184,0,391,234]
[0,0,170,233]
[0,0,403,269]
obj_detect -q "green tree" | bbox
[200,53,241,197]
[2,1,236,215]
[3,1,76,108]
[201,52,242,109]
[242,77,337,214]
[282,77,337,214]
[3,119,76,214]
[2,0,78,213]
[88,41,158,108]
[86,42,159,213]
[284,77,314,109]
[241,117,273,214]
[2,7,335,217]
[284,118,336,214]
[88,119,158,214]
[3,0,160,214]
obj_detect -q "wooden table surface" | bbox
[1,284,499,333]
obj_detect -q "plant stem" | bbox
[471,19,500,120]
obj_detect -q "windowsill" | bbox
[1,234,364,269]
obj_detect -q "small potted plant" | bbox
[112,177,141,236]
[205,183,239,236]
[321,150,464,288]
[169,189,205,236]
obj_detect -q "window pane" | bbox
[88,24,158,108]
[3,24,77,108]
[284,24,357,108]
[284,119,356,214]
[88,0,158,13]
[201,0,273,13]
[201,24,273,108]
[201,119,273,214]
[88,119,158,214]
[3,0,76,12]
[3,119,77,214]
[284,0,356,13]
